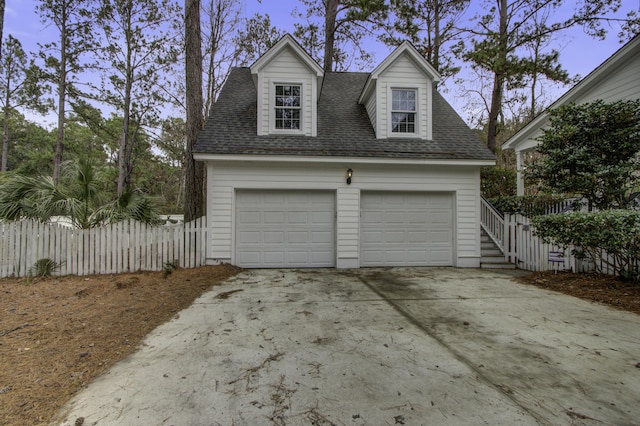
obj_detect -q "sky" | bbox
[4,0,639,126]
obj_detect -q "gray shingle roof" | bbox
[194,67,495,161]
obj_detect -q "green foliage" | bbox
[294,0,388,71]
[384,0,468,80]
[162,259,179,278]
[525,100,640,210]
[489,194,577,216]
[481,166,516,198]
[28,258,60,278]
[532,211,640,282]
[235,13,283,67]
[0,159,161,228]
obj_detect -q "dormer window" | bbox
[275,84,301,130]
[391,89,416,133]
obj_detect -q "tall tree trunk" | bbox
[117,45,134,197]
[0,0,5,63]
[1,105,8,172]
[486,0,507,154]
[1,65,8,171]
[185,0,205,221]
[53,12,67,183]
[323,0,338,72]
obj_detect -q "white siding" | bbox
[377,54,433,139]
[257,47,317,136]
[337,187,360,263]
[365,93,377,135]
[205,160,482,268]
[577,53,640,103]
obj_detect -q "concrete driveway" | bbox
[56,268,640,426]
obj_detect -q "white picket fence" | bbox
[0,217,207,278]
[503,213,578,272]
[495,212,638,275]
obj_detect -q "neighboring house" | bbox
[193,34,494,269]
[503,34,640,195]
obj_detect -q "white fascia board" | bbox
[193,153,494,167]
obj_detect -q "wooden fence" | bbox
[0,217,207,278]
[503,213,577,272]
[502,213,639,274]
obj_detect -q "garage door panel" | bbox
[407,231,428,243]
[266,212,287,224]
[287,211,308,223]
[361,192,453,267]
[263,252,286,264]
[385,231,407,243]
[237,230,261,244]
[237,211,261,225]
[311,231,333,244]
[406,212,428,224]
[430,230,452,243]
[311,211,332,224]
[361,230,383,243]
[235,190,335,268]
[264,231,285,244]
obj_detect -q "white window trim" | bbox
[388,86,421,138]
[270,82,304,134]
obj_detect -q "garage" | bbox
[360,192,454,267]
[235,190,335,267]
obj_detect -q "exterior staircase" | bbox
[480,228,515,269]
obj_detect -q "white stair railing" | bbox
[480,196,505,254]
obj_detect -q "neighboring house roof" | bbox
[194,67,494,162]
[503,34,640,152]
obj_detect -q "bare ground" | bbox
[517,271,640,315]
[0,265,637,425]
[0,264,241,426]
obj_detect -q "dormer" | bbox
[250,34,324,137]
[359,42,441,140]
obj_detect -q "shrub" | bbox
[481,166,516,199]
[28,258,60,278]
[162,259,179,278]
[531,210,640,283]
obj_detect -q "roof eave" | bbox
[193,153,494,166]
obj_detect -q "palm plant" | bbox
[0,159,161,228]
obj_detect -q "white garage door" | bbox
[361,192,453,267]
[235,190,335,268]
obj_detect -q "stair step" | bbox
[480,262,516,269]
[481,255,507,263]
[481,242,497,249]
[481,249,503,257]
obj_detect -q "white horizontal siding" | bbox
[578,53,640,103]
[365,93,377,135]
[337,188,360,258]
[377,53,433,139]
[259,47,316,136]
[206,161,482,268]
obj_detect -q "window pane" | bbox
[275,84,301,130]
[392,112,415,133]
[392,89,416,112]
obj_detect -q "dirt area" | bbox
[518,271,640,315]
[0,266,638,426]
[0,264,241,426]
